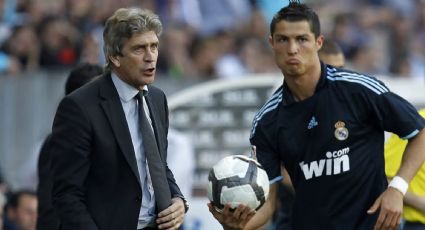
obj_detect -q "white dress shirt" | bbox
[111,73,156,228]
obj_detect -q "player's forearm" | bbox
[281,167,294,191]
[396,128,425,183]
[244,184,277,230]
[404,191,425,213]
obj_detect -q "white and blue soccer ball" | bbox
[207,155,269,211]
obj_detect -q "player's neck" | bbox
[284,62,321,102]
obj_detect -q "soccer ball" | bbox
[207,155,269,211]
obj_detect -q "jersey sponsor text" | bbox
[299,147,350,180]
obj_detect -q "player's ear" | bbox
[268,35,274,47]
[316,35,324,50]
[109,55,120,68]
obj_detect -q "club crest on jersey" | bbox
[334,121,349,141]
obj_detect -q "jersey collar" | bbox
[282,62,328,106]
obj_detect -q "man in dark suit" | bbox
[49,8,188,230]
[37,63,103,230]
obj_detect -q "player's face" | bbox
[110,31,159,90]
[269,20,323,77]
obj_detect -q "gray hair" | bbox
[103,8,162,70]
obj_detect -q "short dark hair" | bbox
[65,63,103,95]
[5,190,36,210]
[319,39,343,56]
[270,1,321,38]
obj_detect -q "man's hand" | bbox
[207,203,256,230]
[156,197,186,230]
[367,187,403,230]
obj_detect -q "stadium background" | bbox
[0,0,424,229]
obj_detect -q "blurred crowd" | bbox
[0,0,424,81]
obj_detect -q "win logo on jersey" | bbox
[299,147,350,180]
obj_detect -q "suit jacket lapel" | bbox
[99,74,141,185]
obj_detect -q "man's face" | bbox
[12,194,37,230]
[110,31,159,90]
[269,20,323,77]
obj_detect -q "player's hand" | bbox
[156,197,185,229]
[367,187,403,230]
[207,203,256,230]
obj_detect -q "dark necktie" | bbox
[136,92,171,212]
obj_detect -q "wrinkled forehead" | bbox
[124,31,159,45]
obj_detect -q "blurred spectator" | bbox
[388,13,413,77]
[64,0,96,32]
[36,63,103,230]
[349,42,381,74]
[3,190,37,230]
[386,0,416,19]
[38,17,81,68]
[214,30,246,79]
[319,38,345,68]
[329,13,367,60]
[78,33,102,65]
[410,0,425,82]
[0,0,422,79]
[389,55,413,79]
[0,25,40,72]
[156,0,201,29]
[63,63,103,96]
[189,37,221,80]
[246,8,269,39]
[177,0,253,36]
[158,24,198,79]
[239,37,277,75]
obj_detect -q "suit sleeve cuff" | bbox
[173,195,189,213]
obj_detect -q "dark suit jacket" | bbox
[37,134,61,230]
[49,73,183,230]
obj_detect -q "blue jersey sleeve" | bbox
[250,122,282,184]
[371,91,425,139]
